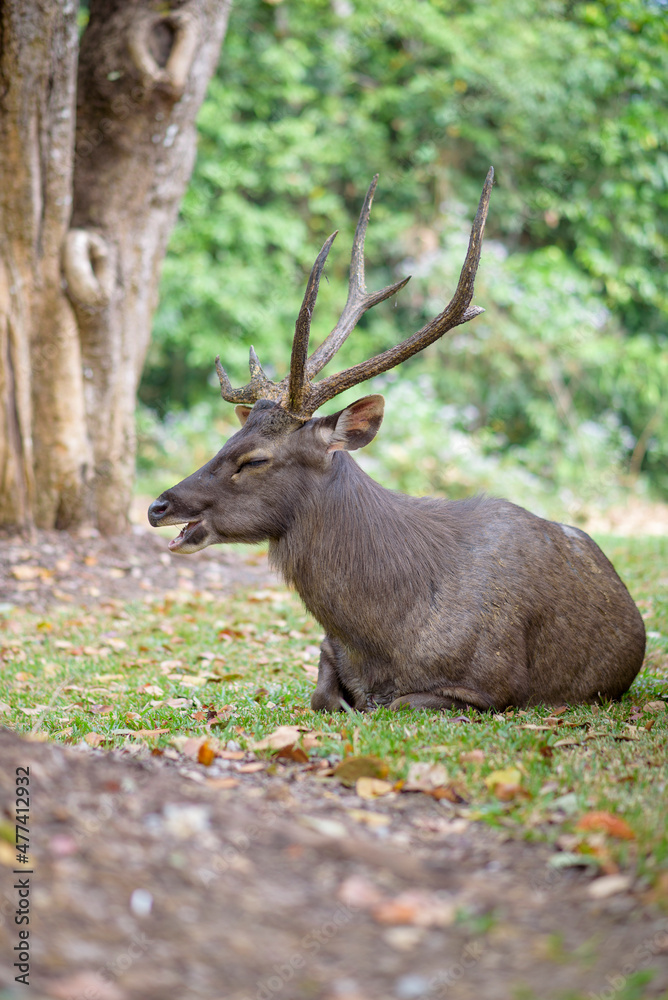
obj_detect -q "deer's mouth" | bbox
[168,520,209,553]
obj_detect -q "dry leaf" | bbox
[587,874,632,899]
[644,701,666,713]
[276,745,309,763]
[431,783,468,804]
[334,755,389,787]
[251,725,303,751]
[460,749,485,763]
[206,777,239,790]
[575,811,635,840]
[137,684,164,697]
[84,732,105,747]
[237,761,266,773]
[372,890,456,928]
[403,762,449,791]
[484,767,523,800]
[197,741,217,767]
[11,565,45,581]
[553,738,581,748]
[356,777,394,799]
[346,809,391,829]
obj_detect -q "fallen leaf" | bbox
[89,704,113,715]
[575,811,635,840]
[251,725,304,751]
[356,777,394,799]
[372,890,456,927]
[11,565,45,581]
[237,761,265,773]
[334,755,389,787]
[206,777,239,790]
[403,762,449,791]
[137,684,164,697]
[587,874,632,899]
[276,745,309,763]
[553,738,581,748]
[644,701,666,713]
[346,809,391,829]
[0,702,12,713]
[484,767,523,801]
[197,741,217,767]
[431,783,468,804]
[84,732,105,747]
[459,749,485,763]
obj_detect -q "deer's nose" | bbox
[148,498,170,526]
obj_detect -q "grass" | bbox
[1,534,667,881]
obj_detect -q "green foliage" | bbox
[141,0,668,501]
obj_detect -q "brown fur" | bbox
[148,396,646,712]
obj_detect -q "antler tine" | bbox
[288,231,338,413]
[306,167,494,413]
[307,175,411,379]
[215,347,283,405]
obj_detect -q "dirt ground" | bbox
[1,527,668,1000]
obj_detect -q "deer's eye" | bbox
[238,457,270,471]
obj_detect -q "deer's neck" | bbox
[269,452,447,640]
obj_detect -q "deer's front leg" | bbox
[311,636,356,711]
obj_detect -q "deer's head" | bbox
[148,170,493,552]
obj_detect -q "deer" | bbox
[148,169,646,712]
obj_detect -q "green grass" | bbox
[1,534,667,880]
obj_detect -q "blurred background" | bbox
[136,0,668,528]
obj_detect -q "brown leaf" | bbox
[137,684,164,697]
[89,704,113,715]
[403,762,449,792]
[484,767,523,801]
[276,745,309,763]
[237,761,266,773]
[251,725,304,751]
[356,777,394,799]
[197,741,217,767]
[430,783,468,804]
[334,755,389,787]
[459,749,485,763]
[575,811,635,840]
[11,565,46,581]
[84,732,106,747]
[206,777,239,790]
[372,890,456,928]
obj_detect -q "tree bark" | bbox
[0,0,230,533]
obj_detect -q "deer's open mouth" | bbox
[168,520,208,553]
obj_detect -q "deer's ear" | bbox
[235,405,253,426]
[319,394,385,453]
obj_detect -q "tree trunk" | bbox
[0,0,230,534]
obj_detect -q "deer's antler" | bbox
[215,167,494,419]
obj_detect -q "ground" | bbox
[0,525,667,1000]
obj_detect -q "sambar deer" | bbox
[149,169,645,711]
